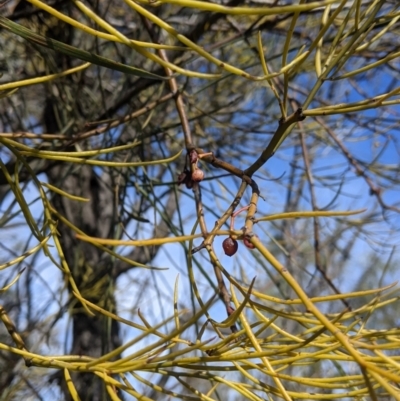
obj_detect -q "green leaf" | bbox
[0,16,166,80]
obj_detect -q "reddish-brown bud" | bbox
[223,237,238,256]
[192,168,204,182]
[189,150,198,164]
[243,235,257,249]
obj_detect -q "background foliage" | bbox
[1,0,400,400]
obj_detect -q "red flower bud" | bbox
[243,235,257,249]
[223,237,238,256]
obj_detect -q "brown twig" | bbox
[316,116,400,213]
[139,18,241,324]
[140,16,210,237]
[0,91,176,145]
[298,117,351,310]
[195,148,258,192]
[245,108,306,176]
[67,91,177,146]
[140,19,193,149]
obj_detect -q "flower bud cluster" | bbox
[177,150,205,188]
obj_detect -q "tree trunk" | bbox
[47,161,120,401]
